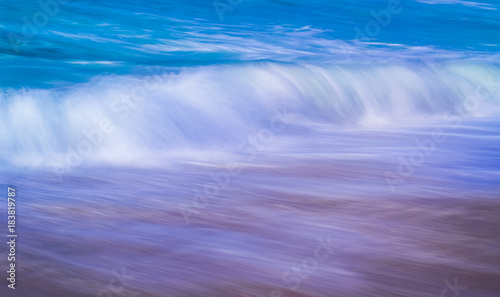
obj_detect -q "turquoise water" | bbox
[2,0,500,88]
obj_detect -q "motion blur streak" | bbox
[1,0,500,296]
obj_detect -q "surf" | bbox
[0,61,499,169]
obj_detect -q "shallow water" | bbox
[1,117,500,296]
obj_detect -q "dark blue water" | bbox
[1,0,500,296]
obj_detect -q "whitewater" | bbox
[1,62,499,170]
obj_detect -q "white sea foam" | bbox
[0,62,499,168]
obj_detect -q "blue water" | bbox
[2,0,500,88]
[1,1,500,297]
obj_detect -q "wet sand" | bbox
[1,162,499,297]
[1,119,499,297]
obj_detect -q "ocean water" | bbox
[1,0,500,296]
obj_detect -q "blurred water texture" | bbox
[1,0,500,296]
